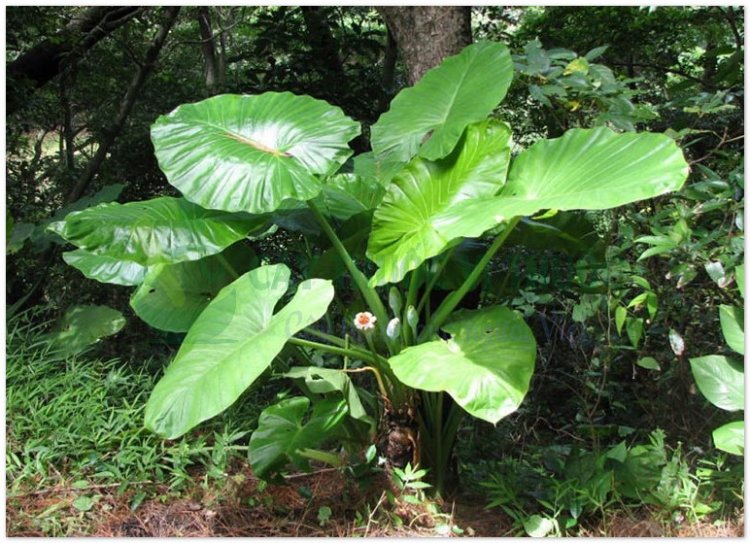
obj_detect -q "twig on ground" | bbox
[365,490,387,537]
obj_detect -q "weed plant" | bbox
[459,429,743,536]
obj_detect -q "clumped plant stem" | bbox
[307,200,394,353]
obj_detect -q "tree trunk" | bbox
[376,27,398,113]
[217,10,228,87]
[197,7,220,94]
[377,7,472,85]
[7,6,143,115]
[65,7,181,204]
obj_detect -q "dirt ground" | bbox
[6,467,744,537]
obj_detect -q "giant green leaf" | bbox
[32,184,125,252]
[713,421,744,456]
[49,197,264,266]
[351,151,405,186]
[388,306,536,424]
[689,355,744,412]
[248,397,347,477]
[422,127,690,245]
[145,264,334,439]
[130,244,257,332]
[506,212,601,257]
[63,249,147,286]
[315,174,387,221]
[736,265,744,298]
[151,93,360,213]
[371,42,513,163]
[719,304,744,355]
[283,366,370,424]
[45,305,126,360]
[367,120,512,286]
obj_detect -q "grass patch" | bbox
[6,306,274,497]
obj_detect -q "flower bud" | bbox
[386,318,401,340]
[406,305,419,336]
[388,287,403,317]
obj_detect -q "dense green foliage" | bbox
[6,6,744,536]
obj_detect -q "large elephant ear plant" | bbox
[51,41,689,492]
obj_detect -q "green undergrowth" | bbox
[6,306,275,496]
[458,427,743,536]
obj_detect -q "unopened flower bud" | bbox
[388,287,402,317]
[406,305,418,336]
[386,318,401,340]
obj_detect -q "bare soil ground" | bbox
[6,466,744,537]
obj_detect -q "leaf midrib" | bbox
[192,118,294,158]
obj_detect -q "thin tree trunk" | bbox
[218,22,227,87]
[377,7,472,85]
[65,7,180,204]
[197,7,220,94]
[60,67,77,173]
[8,6,144,115]
[716,7,743,51]
[216,7,234,87]
[376,25,398,113]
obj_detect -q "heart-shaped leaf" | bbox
[388,306,536,424]
[315,174,387,221]
[506,213,600,257]
[719,304,744,355]
[63,250,147,286]
[248,396,347,478]
[33,184,125,252]
[736,265,744,299]
[424,127,690,243]
[689,355,744,411]
[713,421,744,456]
[351,151,405,186]
[371,42,513,163]
[145,264,334,439]
[151,92,360,213]
[367,120,512,286]
[283,366,371,424]
[49,197,264,266]
[130,244,257,333]
[45,305,126,360]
